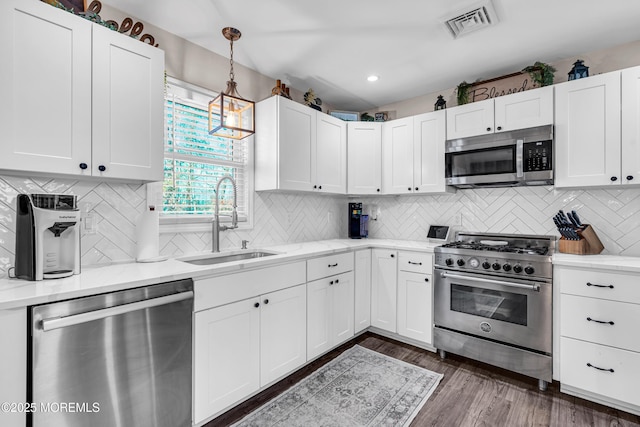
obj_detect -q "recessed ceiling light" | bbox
[367,75,379,82]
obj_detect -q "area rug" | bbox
[231,345,443,427]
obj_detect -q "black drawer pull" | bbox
[587,317,614,325]
[408,261,422,265]
[390,254,395,258]
[587,363,614,373]
[254,302,260,308]
[328,263,338,268]
[586,282,614,289]
[329,280,334,285]
[264,299,269,304]
[424,278,429,282]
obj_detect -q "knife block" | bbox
[558,225,604,255]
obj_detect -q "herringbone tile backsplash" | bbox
[1,174,639,278]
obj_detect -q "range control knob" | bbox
[457,259,465,266]
[525,266,535,275]
[469,258,479,268]
[492,262,501,270]
[482,261,491,269]
[503,263,512,272]
[513,264,523,273]
[445,258,454,266]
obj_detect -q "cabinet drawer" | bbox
[194,261,306,311]
[398,251,433,274]
[556,266,640,304]
[561,294,640,352]
[307,252,354,281]
[560,337,640,407]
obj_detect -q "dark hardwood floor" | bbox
[208,333,640,426]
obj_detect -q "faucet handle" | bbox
[241,240,249,250]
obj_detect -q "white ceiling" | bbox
[100,0,640,111]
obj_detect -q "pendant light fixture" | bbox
[208,27,255,140]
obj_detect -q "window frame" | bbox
[159,77,254,234]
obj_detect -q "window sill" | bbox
[160,218,252,234]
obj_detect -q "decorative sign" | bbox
[466,71,537,103]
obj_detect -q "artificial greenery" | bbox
[360,112,374,122]
[456,81,472,105]
[522,61,556,87]
[51,1,127,33]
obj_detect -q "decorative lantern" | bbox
[208,27,255,140]
[568,59,589,81]
[434,95,447,111]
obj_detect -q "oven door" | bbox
[445,140,523,186]
[434,268,551,354]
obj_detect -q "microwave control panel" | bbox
[523,140,552,172]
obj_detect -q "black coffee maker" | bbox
[348,202,368,239]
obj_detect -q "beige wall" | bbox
[372,39,640,119]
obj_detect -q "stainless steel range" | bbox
[434,232,555,391]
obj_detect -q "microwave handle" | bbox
[516,139,524,178]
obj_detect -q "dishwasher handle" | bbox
[41,291,194,332]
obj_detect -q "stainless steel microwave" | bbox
[445,125,553,188]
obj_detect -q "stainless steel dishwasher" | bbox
[29,279,193,427]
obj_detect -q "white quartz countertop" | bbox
[0,239,438,310]
[553,253,640,273]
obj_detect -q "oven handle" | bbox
[516,139,524,178]
[440,272,540,292]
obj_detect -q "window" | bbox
[162,77,252,230]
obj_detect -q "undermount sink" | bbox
[180,250,278,266]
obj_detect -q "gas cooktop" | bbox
[434,232,555,280]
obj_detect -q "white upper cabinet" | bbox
[382,112,449,195]
[315,113,347,193]
[621,66,640,185]
[0,0,92,177]
[92,24,164,181]
[347,122,382,194]
[446,86,553,139]
[255,96,346,194]
[555,71,622,188]
[0,0,164,181]
[382,117,415,194]
[413,111,447,194]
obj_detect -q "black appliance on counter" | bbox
[348,202,368,238]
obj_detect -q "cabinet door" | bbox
[555,71,621,188]
[354,249,372,333]
[397,271,433,345]
[315,114,347,193]
[445,98,494,139]
[0,0,92,176]
[194,298,260,423]
[347,122,382,194]
[92,25,165,181]
[493,86,554,132]
[278,98,316,191]
[371,249,398,333]
[307,278,332,360]
[260,284,307,386]
[331,271,355,346]
[413,111,447,194]
[622,66,640,185]
[382,117,414,194]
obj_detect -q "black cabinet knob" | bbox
[627,175,634,181]
[415,187,419,191]
[611,176,618,182]
[79,163,88,170]
[318,185,322,189]
[264,299,269,304]
[98,165,106,172]
[408,187,411,191]
[376,188,380,192]
[335,279,339,283]
[486,127,491,132]
[497,126,502,131]
[254,302,260,308]
[313,185,317,189]
[329,280,334,285]
[390,254,395,258]
[424,278,429,282]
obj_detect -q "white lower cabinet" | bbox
[307,271,355,360]
[194,283,306,423]
[556,265,640,414]
[371,249,398,332]
[354,249,372,333]
[397,271,433,345]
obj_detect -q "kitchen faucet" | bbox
[212,176,238,252]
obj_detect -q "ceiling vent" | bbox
[443,0,499,39]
